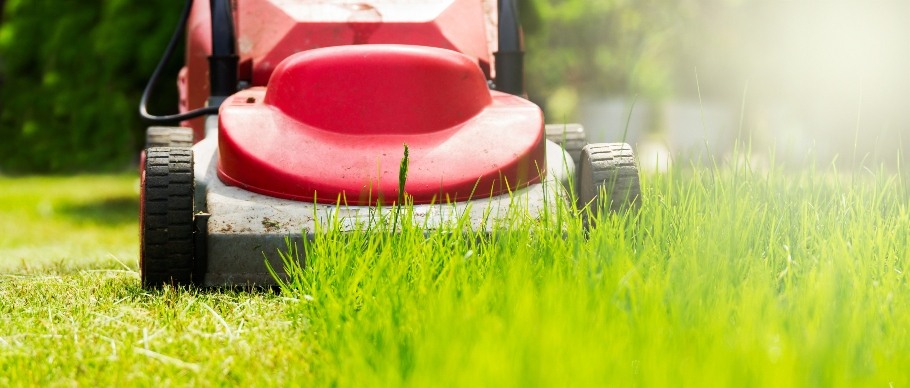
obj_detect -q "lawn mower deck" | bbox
[190,116,574,286]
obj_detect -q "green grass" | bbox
[0,175,139,272]
[1,167,909,386]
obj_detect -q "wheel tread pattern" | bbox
[577,143,641,215]
[141,147,195,287]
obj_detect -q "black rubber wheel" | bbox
[140,147,195,288]
[146,126,194,149]
[545,123,587,167]
[577,143,641,216]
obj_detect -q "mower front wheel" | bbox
[577,143,641,217]
[140,147,195,288]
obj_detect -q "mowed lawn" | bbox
[0,175,139,273]
[1,168,909,386]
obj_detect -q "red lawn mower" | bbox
[138,0,640,288]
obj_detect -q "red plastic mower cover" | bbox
[217,45,544,206]
[181,0,496,140]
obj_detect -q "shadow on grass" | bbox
[58,195,138,226]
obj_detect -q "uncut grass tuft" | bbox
[270,158,910,387]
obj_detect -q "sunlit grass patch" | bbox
[0,271,311,386]
[271,162,910,386]
[0,174,139,273]
[1,162,909,386]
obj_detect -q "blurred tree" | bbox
[524,0,699,121]
[0,0,179,173]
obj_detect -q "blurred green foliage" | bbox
[0,0,178,173]
[0,0,694,173]
[524,0,701,120]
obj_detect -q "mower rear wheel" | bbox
[146,126,194,149]
[545,123,587,167]
[140,147,195,288]
[577,143,641,217]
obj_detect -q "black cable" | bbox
[139,0,220,123]
[208,0,239,98]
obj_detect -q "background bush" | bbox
[0,0,179,173]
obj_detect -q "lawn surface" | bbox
[1,169,908,386]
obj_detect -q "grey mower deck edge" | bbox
[193,118,576,286]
